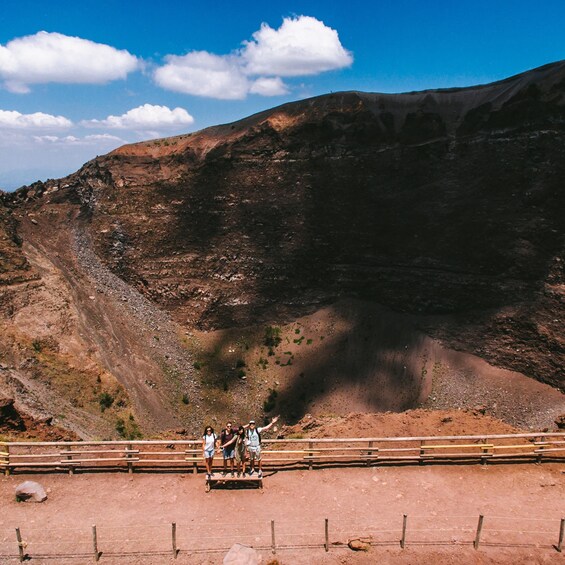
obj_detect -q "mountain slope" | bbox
[1,61,565,436]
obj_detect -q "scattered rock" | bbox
[15,481,47,503]
[554,414,565,429]
[223,543,260,565]
[348,537,371,551]
[0,397,25,431]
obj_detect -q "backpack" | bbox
[246,428,261,446]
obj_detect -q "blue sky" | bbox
[1,0,564,190]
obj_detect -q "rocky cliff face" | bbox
[1,61,565,436]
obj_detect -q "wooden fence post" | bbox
[66,445,74,476]
[271,520,276,554]
[15,527,25,562]
[324,518,329,552]
[172,522,178,558]
[537,435,545,464]
[557,518,565,552]
[401,514,407,548]
[127,443,133,474]
[480,439,488,466]
[4,445,10,476]
[474,515,484,550]
[92,525,100,561]
[419,441,425,465]
[366,441,373,466]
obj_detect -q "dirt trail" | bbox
[2,464,564,564]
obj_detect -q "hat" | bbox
[249,420,255,424]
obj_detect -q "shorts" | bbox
[204,448,214,459]
[235,447,246,464]
[223,447,235,459]
[248,446,261,461]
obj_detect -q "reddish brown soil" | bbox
[2,463,564,564]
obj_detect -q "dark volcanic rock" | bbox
[7,60,565,391]
[0,396,25,431]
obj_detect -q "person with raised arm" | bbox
[245,415,279,478]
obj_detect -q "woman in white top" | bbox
[202,426,218,479]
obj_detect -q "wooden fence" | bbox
[3,514,565,561]
[2,432,565,474]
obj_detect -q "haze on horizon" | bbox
[1,0,564,191]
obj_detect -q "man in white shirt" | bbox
[246,415,279,478]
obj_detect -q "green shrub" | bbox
[264,326,282,348]
[99,392,114,412]
[181,394,189,405]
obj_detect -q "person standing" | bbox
[234,425,247,477]
[246,415,279,478]
[219,421,237,477]
[202,426,218,479]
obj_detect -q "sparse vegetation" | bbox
[258,356,268,370]
[115,414,142,439]
[235,358,246,368]
[181,393,189,405]
[264,326,282,348]
[193,361,202,370]
[99,392,114,412]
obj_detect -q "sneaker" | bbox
[249,469,254,476]
[206,473,211,480]
[258,470,263,478]
[222,471,227,477]
[237,472,241,478]
[231,472,235,478]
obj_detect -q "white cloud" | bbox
[249,76,289,96]
[154,51,249,100]
[0,109,72,129]
[0,31,140,93]
[32,133,126,145]
[241,16,352,77]
[153,16,352,99]
[84,134,124,142]
[82,103,194,129]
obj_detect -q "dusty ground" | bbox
[1,463,565,564]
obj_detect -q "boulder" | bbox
[555,414,565,429]
[223,543,261,565]
[15,481,47,503]
[0,396,25,431]
[348,537,371,551]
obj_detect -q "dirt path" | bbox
[2,463,565,564]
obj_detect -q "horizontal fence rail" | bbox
[1,432,565,474]
[2,514,564,561]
